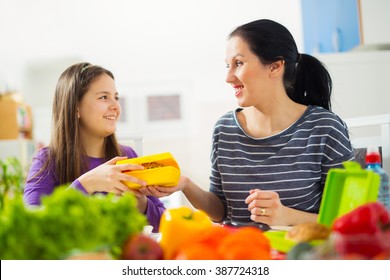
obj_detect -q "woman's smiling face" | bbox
[77,73,120,139]
[225,36,274,108]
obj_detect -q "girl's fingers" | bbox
[111,187,125,195]
[119,183,132,193]
[118,173,147,187]
[116,163,145,172]
[106,156,128,165]
[128,188,143,198]
[138,186,153,196]
[111,182,132,194]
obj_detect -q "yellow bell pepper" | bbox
[159,206,213,259]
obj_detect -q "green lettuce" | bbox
[0,186,147,259]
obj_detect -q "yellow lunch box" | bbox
[116,152,180,189]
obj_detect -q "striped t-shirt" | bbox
[209,105,355,223]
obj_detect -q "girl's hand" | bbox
[128,188,148,213]
[245,189,288,225]
[78,156,147,195]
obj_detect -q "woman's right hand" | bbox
[137,175,191,198]
[78,156,147,195]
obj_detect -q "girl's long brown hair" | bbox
[38,62,122,185]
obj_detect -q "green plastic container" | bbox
[264,231,324,253]
[317,161,380,227]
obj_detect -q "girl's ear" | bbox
[77,108,80,118]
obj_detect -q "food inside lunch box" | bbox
[264,223,328,254]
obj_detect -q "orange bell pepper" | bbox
[158,206,212,259]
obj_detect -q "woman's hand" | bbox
[245,189,318,226]
[137,176,191,198]
[245,189,289,225]
[78,156,147,195]
[131,176,192,214]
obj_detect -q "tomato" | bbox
[217,227,271,260]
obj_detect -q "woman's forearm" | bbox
[281,206,318,226]
[182,179,225,222]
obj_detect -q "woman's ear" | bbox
[77,108,80,118]
[269,60,284,77]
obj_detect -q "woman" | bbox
[24,62,165,231]
[144,19,354,226]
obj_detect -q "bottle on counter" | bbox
[365,146,390,211]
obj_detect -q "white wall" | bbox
[360,0,390,44]
[0,0,304,195]
[315,51,390,120]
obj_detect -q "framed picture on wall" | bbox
[139,84,191,137]
[146,94,181,122]
[116,83,192,139]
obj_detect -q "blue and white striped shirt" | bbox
[209,105,355,223]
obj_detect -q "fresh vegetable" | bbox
[174,225,271,260]
[0,186,147,259]
[174,226,231,260]
[217,226,271,260]
[287,242,314,260]
[121,233,163,260]
[332,201,390,235]
[175,241,221,260]
[331,202,390,258]
[158,206,213,259]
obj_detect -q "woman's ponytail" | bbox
[292,54,332,111]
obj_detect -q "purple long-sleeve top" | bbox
[23,145,165,232]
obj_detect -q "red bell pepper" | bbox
[332,202,390,258]
[332,202,390,235]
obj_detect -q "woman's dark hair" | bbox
[31,62,123,186]
[229,19,332,110]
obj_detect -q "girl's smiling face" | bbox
[78,73,120,139]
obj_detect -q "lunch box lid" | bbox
[116,152,179,170]
[116,152,180,189]
[317,161,380,227]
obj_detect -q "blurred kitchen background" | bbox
[1,0,389,207]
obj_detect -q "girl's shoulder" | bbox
[33,146,50,161]
[119,145,138,158]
